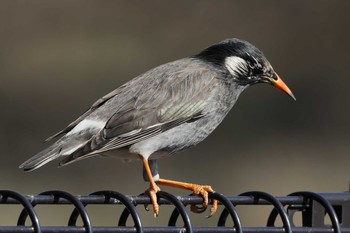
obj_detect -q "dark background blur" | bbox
[1,0,350,226]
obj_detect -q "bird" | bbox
[20,38,295,217]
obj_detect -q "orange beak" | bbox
[266,72,296,100]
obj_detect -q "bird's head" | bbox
[195,38,295,100]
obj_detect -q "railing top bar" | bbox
[0,190,348,233]
[0,192,347,205]
[0,226,349,233]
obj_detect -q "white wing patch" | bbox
[225,56,248,77]
[67,119,105,136]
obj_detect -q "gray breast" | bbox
[128,77,247,160]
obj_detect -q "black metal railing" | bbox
[0,189,349,233]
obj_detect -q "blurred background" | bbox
[1,0,350,227]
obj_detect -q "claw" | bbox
[145,184,160,217]
[156,178,218,217]
[140,156,161,217]
[206,201,218,218]
[149,188,159,217]
[191,185,217,217]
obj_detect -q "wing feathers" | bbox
[22,58,221,169]
[19,143,62,171]
[58,113,203,166]
[44,85,129,142]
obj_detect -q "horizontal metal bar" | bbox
[0,190,349,233]
[2,192,348,205]
[0,226,348,233]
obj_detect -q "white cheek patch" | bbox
[224,56,248,77]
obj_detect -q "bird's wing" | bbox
[59,59,220,164]
[44,86,129,142]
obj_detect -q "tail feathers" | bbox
[58,137,101,167]
[58,152,96,167]
[20,137,93,171]
[19,143,62,172]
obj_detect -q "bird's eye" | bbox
[246,62,261,76]
[247,66,262,78]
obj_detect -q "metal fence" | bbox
[0,189,349,233]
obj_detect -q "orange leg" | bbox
[156,178,218,217]
[140,156,160,217]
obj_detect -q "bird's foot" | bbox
[190,184,217,217]
[144,183,161,217]
[156,178,217,217]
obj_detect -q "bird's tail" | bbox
[19,142,63,172]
